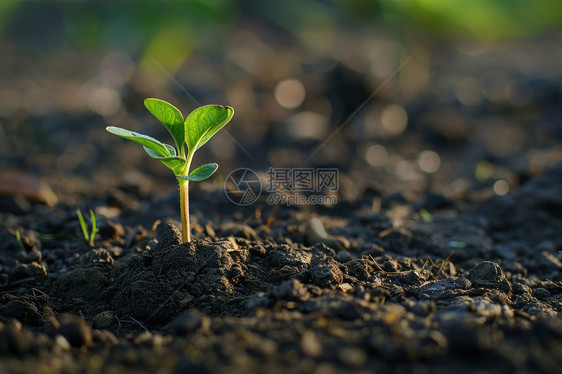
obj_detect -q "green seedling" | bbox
[15,229,25,251]
[419,208,433,222]
[76,209,99,246]
[106,99,234,243]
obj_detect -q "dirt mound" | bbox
[110,223,352,322]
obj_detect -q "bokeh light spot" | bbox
[275,79,306,109]
[365,144,388,167]
[418,150,441,173]
[287,111,327,140]
[89,87,121,117]
[494,179,510,195]
[381,104,408,137]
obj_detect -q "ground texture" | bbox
[1,161,562,373]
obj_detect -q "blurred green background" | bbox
[1,0,561,203]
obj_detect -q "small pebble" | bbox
[0,320,35,354]
[134,331,165,348]
[533,287,550,300]
[336,251,355,262]
[92,311,115,329]
[55,335,71,352]
[58,314,93,348]
[273,279,310,301]
[10,262,47,281]
[469,261,511,294]
[170,310,210,335]
[416,278,470,299]
[309,257,344,286]
[110,246,123,257]
[81,248,114,266]
[300,331,323,357]
[512,282,531,295]
[338,347,367,367]
[306,218,350,251]
[92,329,118,345]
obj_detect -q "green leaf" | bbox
[143,146,186,174]
[177,163,218,182]
[76,209,89,242]
[144,98,185,155]
[185,105,234,153]
[106,126,171,157]
[163,143,177,156]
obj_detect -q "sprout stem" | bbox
[179,179,190,243]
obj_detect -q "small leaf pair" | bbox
[106,98,234,242]
[107,99,233,181]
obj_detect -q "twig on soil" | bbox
[377,226,413,240]
[126,317,149,332]
[378,227,395,239]
[368,255,386,273]
[114,316,149,335]
[116,316,122,336]
[31,287,48,297]
[547,280,562,289]
[419,257,432,273]
[368,253,454,279]
[421,256,442,276]
[438,251,455,275]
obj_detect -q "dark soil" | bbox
[1,8,562,373]
[1,161,562,373]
